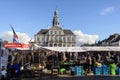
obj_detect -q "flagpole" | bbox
[9,24,19,43]
[9,24,12,27]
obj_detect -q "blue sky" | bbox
[0,0,120,44]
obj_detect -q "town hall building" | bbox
[34,9,76,47]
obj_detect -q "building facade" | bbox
[34,9,76,47]
[96,33,120,46]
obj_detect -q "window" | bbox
[50,44,52,47]
[72,44,74,47]
[55,31,57,35]
[63,44,65,47]
[58,43,62,47]
[42,36,44,41]
[59,31,61,35]
[63,37,65,42]
[67,44,70,47]
[37,37,39,41]
[59,36,62,42]
[50,31,52,35]
[67,36,70,42]
[54,43,57,47]
[72,37,74,42]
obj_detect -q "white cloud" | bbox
[100,6,115,15]
[73,30,99,46]
[1,31,32,43]
[1,30,99,46]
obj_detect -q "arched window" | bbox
[54,43,57,47]
[50,44,52,47]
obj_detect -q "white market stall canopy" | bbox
[42,47,68,52]
[34,44,120,52]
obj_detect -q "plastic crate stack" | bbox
[102,64,110,75]
[93,64,110,75]
[70,67,75,75]
[93,66,102,75]
[75,66,83,75]
[116,67,120,75]
[70,66,84,76]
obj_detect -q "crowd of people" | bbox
[1,61,20,80]
[1,50,120,79]
[61,51,120,75]
[42,51,120,75]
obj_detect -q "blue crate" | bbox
[93,66,102,75]
[70,67,75,72]
[81,66,84,75]
[116,67,120,75]
[70,66,84,76]
[102,64,110,75]
[70,67,75,75]
[75,66,84,75]
[75,66,82,75]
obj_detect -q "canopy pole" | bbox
[21,52,24,70]
[63,52,66,61]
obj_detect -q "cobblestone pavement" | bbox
[11,75,120,80]
[10,70,120,80]
[11,74,120,80]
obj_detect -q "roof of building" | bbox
[63,29,75,35]
[36,29,75,35]
[36,29,48,35]
[96,33,120,46]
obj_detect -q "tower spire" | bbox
[52,9,60,27]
